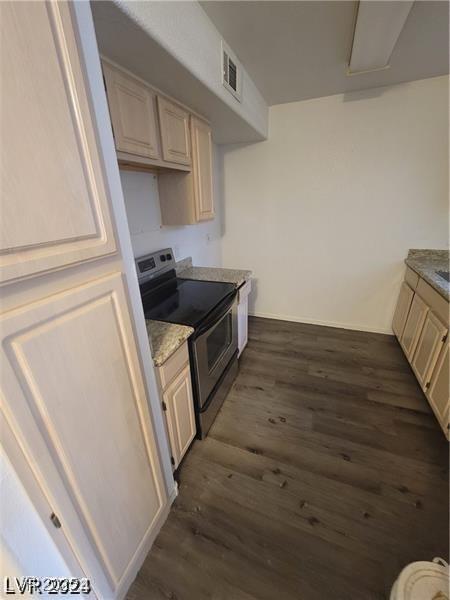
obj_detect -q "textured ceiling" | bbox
[200,0,449,105]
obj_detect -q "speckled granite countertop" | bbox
[178,266,252,288]
[405,249,449,301]
[146,320,194,367]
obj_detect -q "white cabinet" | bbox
[156,343,196,468]
[237,279,252,356]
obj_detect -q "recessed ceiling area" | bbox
[200,0,449,105]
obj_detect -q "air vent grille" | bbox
[222,41,242,102]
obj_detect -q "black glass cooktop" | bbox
[141,274,236,329]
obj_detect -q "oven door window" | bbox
[206,312,232,373]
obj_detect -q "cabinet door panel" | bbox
[427,343,449,436]
[400,293,429,359]
[392,282,414,339]
[1,2,116,283]
[102,62,160,159]
[1,273,166,594]
[411,312,447,389]
[163,365,196,467]
[192,117,214,221]
[157,97,191,165]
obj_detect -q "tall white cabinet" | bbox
[1,2,170,598]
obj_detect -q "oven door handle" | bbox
[193,290,237,338]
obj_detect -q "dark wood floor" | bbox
[128,317,449,600]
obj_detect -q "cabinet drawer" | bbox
[157,342,189,391]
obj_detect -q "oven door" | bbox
[191,292,238,409]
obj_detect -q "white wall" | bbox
[120,148,223,267]
[0,450,71,597]
[220,76,449,334]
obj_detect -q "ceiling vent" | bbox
[222,40,242,102]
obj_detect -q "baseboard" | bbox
[248,311,393,336]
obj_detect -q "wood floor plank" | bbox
[127,317,448,599]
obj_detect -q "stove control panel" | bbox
[135,248,176,283]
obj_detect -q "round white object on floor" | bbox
[390,559,449,600]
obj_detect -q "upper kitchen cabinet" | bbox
[191,116,214,221]
[102,61,160,160]
[158,116,215,225]
[157,97,191,166]
[1,2,117,284]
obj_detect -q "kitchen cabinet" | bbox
[426,343,449,438]
[158,117,215,225]
[411,311,447,389]
[400,293,429,359]
[102,61,160,160]
[157,96,191,166]
[2,4,169,599]
[156,342,196,468]
[393,267,449,438]
[392,282,414,339]
[191,116,214,221]
[1,2,117,284]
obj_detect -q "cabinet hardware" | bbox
[50,513,61,528]
[425,381,431,389]
[162,401,167,411]
[442,333,448,343]
[170,456,175,466]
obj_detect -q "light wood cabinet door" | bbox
[392,282,414,339]
[400,293,429,360]
[157,97,191,165]
[411,311,447,390]
[191,116,215,221]
[163,365,196,468]
[427,343,449,437]
[1,273,166,598]
[102,62,160,160]
[1,1,116,284]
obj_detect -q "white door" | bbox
[1,3,168,599]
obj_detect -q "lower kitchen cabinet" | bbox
[411,311,447,389]
[393,270,449,438]
[392,281,414,339]
[400,293,429,359]
[156,342,196,468]
[427,343,450,438]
